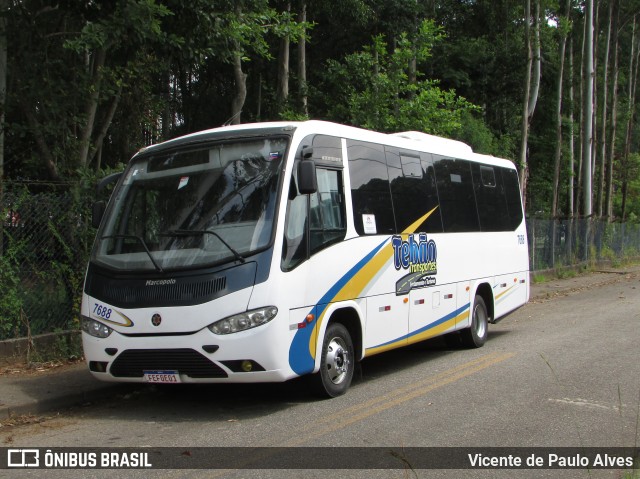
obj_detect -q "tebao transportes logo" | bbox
[392,233,438,295]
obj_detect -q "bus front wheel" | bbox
[461,295,488,348]
[315,322,354,398]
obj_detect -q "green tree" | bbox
[324,20,477,136]
[7,1,174,178]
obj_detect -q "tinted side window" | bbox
[502,167,524,229]
[434,157,480,232]
[472,163,510,231]
[387,147,443,233]
[347,140,395,235]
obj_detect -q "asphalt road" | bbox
[2,272,639,479]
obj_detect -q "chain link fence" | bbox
[527,217,640,272]
[1,183,94,340]
[1,182,640,340]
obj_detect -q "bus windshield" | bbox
[93,136,288,271]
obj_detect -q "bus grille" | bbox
[110,349,228,378]
[102,277,227,306]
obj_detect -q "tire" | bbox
[461,295,488,348]
[314,322,354,398]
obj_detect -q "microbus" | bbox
[82,120,529,397]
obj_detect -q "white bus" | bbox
[82,120,529,397]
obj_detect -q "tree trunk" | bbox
[256,71,262,121]
[230,4,247,126]
[297,0,308,117]
[90,86,122,169]
[621,17,640,221]
[0,0,7,256]
[569,35,575,218]
[606,2,620,221]
[591,1,599,203]
[78,48,106,169]
[21,102,60,180]
[552,0,571,220]
[576,13,588,216]
[231,51,247,125]
[519,0,533,202]
[582,0,594,218]
[528,0,542,118]
[161,71,171,139]
[276,1,291,111]
[597,0,613,218]
[567,33,576,260]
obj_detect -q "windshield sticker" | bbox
[363,214,377,234]
[268,152,282,161]
[178,176,189,190]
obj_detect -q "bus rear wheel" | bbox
[461,295,488,348]
[315,323,354,398]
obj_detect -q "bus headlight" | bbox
[208,306,278,335]
[81,316,113,338]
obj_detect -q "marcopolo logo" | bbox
[145,279,176,286]
[392,233,437,275]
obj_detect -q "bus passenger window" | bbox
[387,147,443,233]
[472,164,509,232]
[434,157,480,233]
[502,168,524,229]
[347,140,396,235]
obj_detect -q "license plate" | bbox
[143,370,181,384]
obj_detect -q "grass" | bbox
[556,269,577,279]
[532,274,547,284]
[621,466,640,479]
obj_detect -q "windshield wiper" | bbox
[100,234,164,272]
[160,229,245,263]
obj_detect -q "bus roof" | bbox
[136,120,515,168]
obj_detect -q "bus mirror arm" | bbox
[97,172,123,193]
[298,159,317,195]
[92,172,122,229]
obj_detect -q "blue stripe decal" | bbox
[368,302,470,350]
[288,238,388,375]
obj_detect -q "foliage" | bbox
[455,111,517,159]
[324,21,478,136]
[0,182,97,340]
[3,0,640,217]
[0,242,23,338]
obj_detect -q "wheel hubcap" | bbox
[326,337,350,384]
[474,305,487,338]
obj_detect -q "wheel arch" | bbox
[474,282,495,323]
[313,303,364,373]
[327,307,363,362]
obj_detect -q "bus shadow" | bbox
[90,331,510,423]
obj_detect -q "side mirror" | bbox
[297,159,317,194]
[92,201,106,229]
